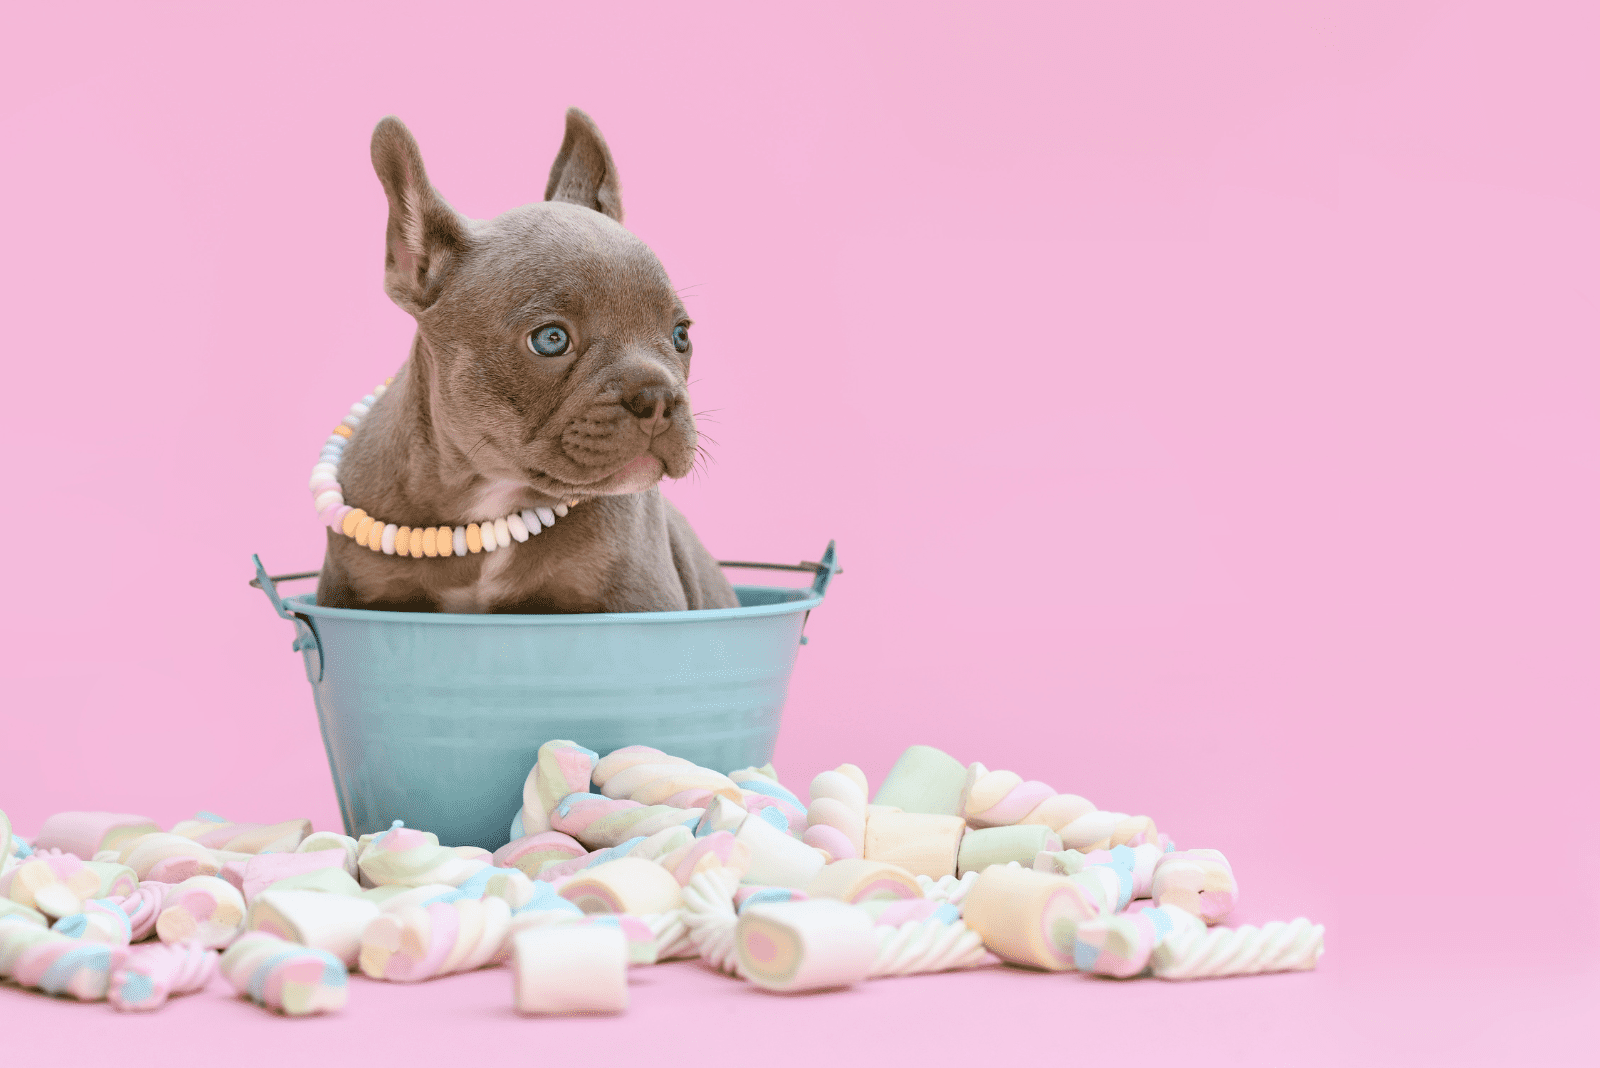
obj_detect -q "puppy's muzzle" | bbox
[620,377,680,438]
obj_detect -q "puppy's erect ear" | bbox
[371,117,468,314]
[544,108,624,223]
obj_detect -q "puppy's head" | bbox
[370,110,697,498]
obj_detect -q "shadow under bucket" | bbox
[252,542,838,851]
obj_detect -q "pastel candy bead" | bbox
[360,896,512,981]
[873,744,969,816]
[736,899,877,993]
[863,811,967,879]
[381,523,398,553]
[957,824,1063,875]
[220,931,348,1015]
[535,506,557,527]
[342,509,367,537]
[453,526,468,555]
[507,512,530,541]
[559,857,683,915]
[960,865,1102,971]
[33,812,160,860]
[108,940,218,1011]
[805,859,923,905]
[736,812,827,889]
[518,740,600,837]
[1151,849,1238,924]
[247,889,381,966]
[354,515,375,545]
[493,516,511,548]
[512,922,627,1015]
[155,876,246,948]
[465,523,483,552]
[421,526,439,557]
[520,509,542,534]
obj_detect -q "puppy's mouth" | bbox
[524,452,665,497]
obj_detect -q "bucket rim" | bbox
[275,583,823,627]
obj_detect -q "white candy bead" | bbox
[535,507,555,527]
[313,491,343,512]
[553,503,568,517]
[349,403,370,418]
[373,384,387,396]
[493,517,511,547]
[480,521,498,551]
[520,509,542,535]
[507,514,530,542]
[453,527,468,556]
[381,524,398,554]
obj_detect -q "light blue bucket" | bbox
[251,543,837,851]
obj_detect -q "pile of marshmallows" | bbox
[0,743,1323,1016]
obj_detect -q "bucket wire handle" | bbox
[717,540,839,645]
[250,556,325,683]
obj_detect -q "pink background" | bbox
[3,1,1595,1062]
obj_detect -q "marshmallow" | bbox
[1072,904,1201,978]
[682,867,743,976]
[731,767,809,836]
[0,898,48,928]
[960,762,1158,851]
[803,765,868,861]
[111,881,167,941]
[1,854,137,919]
[155,876,247,948]
[296,831,359,877]
[737,811,827,888]
[492,831,587,878]
[657,830,751,886]
[551,794,703,850]
[873,744,969,815]
[119,833,220,884]
[957,825,1063,875]
[511,923,628,1014]
[229,849,350,903]
[863,811,967,878]
[358,822,490,888]
[52,898,133,945]
[516,740,599,837]
[805,859,923,905]
[0,920,127,1000]
[247,889,381,966]
[537,825,692,881]
[220,931,348,1015]
[360,896,512,981]
[914,869,981,912]
[560,857,683,915]
[1151,917,1324,979]
[33,812,160,860]
[108,940,218,1011]
[871,917,997,977]
[736,898,877,992]
[257,866,364,898]
[593,746,744,808]
[1151,849,1238,924]
[960,865,1104,971]
[696,794,750,837]
[169,815,311,854]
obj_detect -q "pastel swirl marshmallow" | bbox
[959,762,1158,851]
[960,864,1110,971]
[550,793,703,850]
[559,857,684,915]
[155,876,247,949]
[1151,917,1324,979]
[802,765,869,861]
[515,740,599,837]
[220,931,348,1015]
[1151,849,1238,924]
[360,895,512,981]
[0,920,127,1000]
[657,830,751,886]
[592,745,744,809]
[805,859,924,905]
[111,881,168,942]
[357,822,491,888]
[736,898,877,992]
[108,940,218,1011]
[683,866,743,976]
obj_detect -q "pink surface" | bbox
[1,1,1594,1063]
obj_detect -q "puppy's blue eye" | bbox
[527,325,570,356]
[672,324,690,353]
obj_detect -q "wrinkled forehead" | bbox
[458,202,683,326]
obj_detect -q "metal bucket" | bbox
[251,543,837,851]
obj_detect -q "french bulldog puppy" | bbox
[316,109,738,614]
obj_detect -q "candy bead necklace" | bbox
[308,377,578,560]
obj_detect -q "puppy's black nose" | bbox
[621,382,676,432]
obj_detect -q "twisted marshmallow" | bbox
[1072,904,1202,978]
[112,882,168,941]
[52,898,133,945]
[515,740,599,837]
[960,763,1158,851]
[803,764,869,861]
[592,745,743,809]
[360,895,512,981]
[537,825,692,881]
[108,941,217,1011]
[1151,849,1238,924]
[1151,917,1324,979]
[170,815,310,854]
[117,833,221,884]
[358,822,490,888]
[220,932,348,1015]
[493,831,588,879]
[914,869,981,912]
[870,918,997,977]
[2,855,135,918]
[657,830,751,886]
[730,766,809,836]
[0,919,127,1000]
[550,793,703,850]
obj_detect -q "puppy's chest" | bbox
[436,549,520,613]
